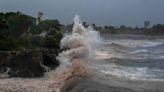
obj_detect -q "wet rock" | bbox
[61,77,155,92]
[42,49,60,69]
[61,77,134,92]
[0,50,45,78]
[0,49,60,78]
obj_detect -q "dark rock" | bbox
[42,49,60,69]
[0,50,45,78]
[0,49,60,78]
[60,77,132,92]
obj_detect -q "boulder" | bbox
[0,50,45,78]
[42,49,60,69]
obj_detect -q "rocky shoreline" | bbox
[61,76,164,92]
[0,49,59,78]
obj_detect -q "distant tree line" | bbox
[100,24,164,35]
[61,22,164,35]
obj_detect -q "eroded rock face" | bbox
[0,50,60,78]
[0,50,44,77]
[42,49,60,69]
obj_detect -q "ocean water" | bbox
[93,35,164,80]
[1,35,164,92]
[1,16,164,91]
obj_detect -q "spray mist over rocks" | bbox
[57,15,101,66]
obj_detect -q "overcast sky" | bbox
[0,0,164,27]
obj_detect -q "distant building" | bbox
[36,11,44,25]
[16,10,21,15]
[144,21,150,28]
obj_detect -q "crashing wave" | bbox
[57,15,101,66]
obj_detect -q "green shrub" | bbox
[0,12,63,51]
[43,31,63,49]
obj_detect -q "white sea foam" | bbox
[57,14,101,66]
[93,63,164,80]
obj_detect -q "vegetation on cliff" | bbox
[0,12,62,77]
[0,12,63,51]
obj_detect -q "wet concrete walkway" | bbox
[61,76,164,92]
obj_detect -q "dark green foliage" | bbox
[16,36,35,49]
[152,24,164,35]
[101,24,164,35]
[0,19,8,30]
[0,12,63,51]
[152,24,164,30]
[30,19,61,35]
[3,12,35,36]
[39,19,61,31]
[44,30,63,49]
[30,25,42,35]
[143,24,164,35]
[0,12,35,50]
[0,36,17,50]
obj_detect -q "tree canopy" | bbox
[0,12,63,51]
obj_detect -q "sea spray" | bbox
[58,14,101,66]
[53,15,101,91]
